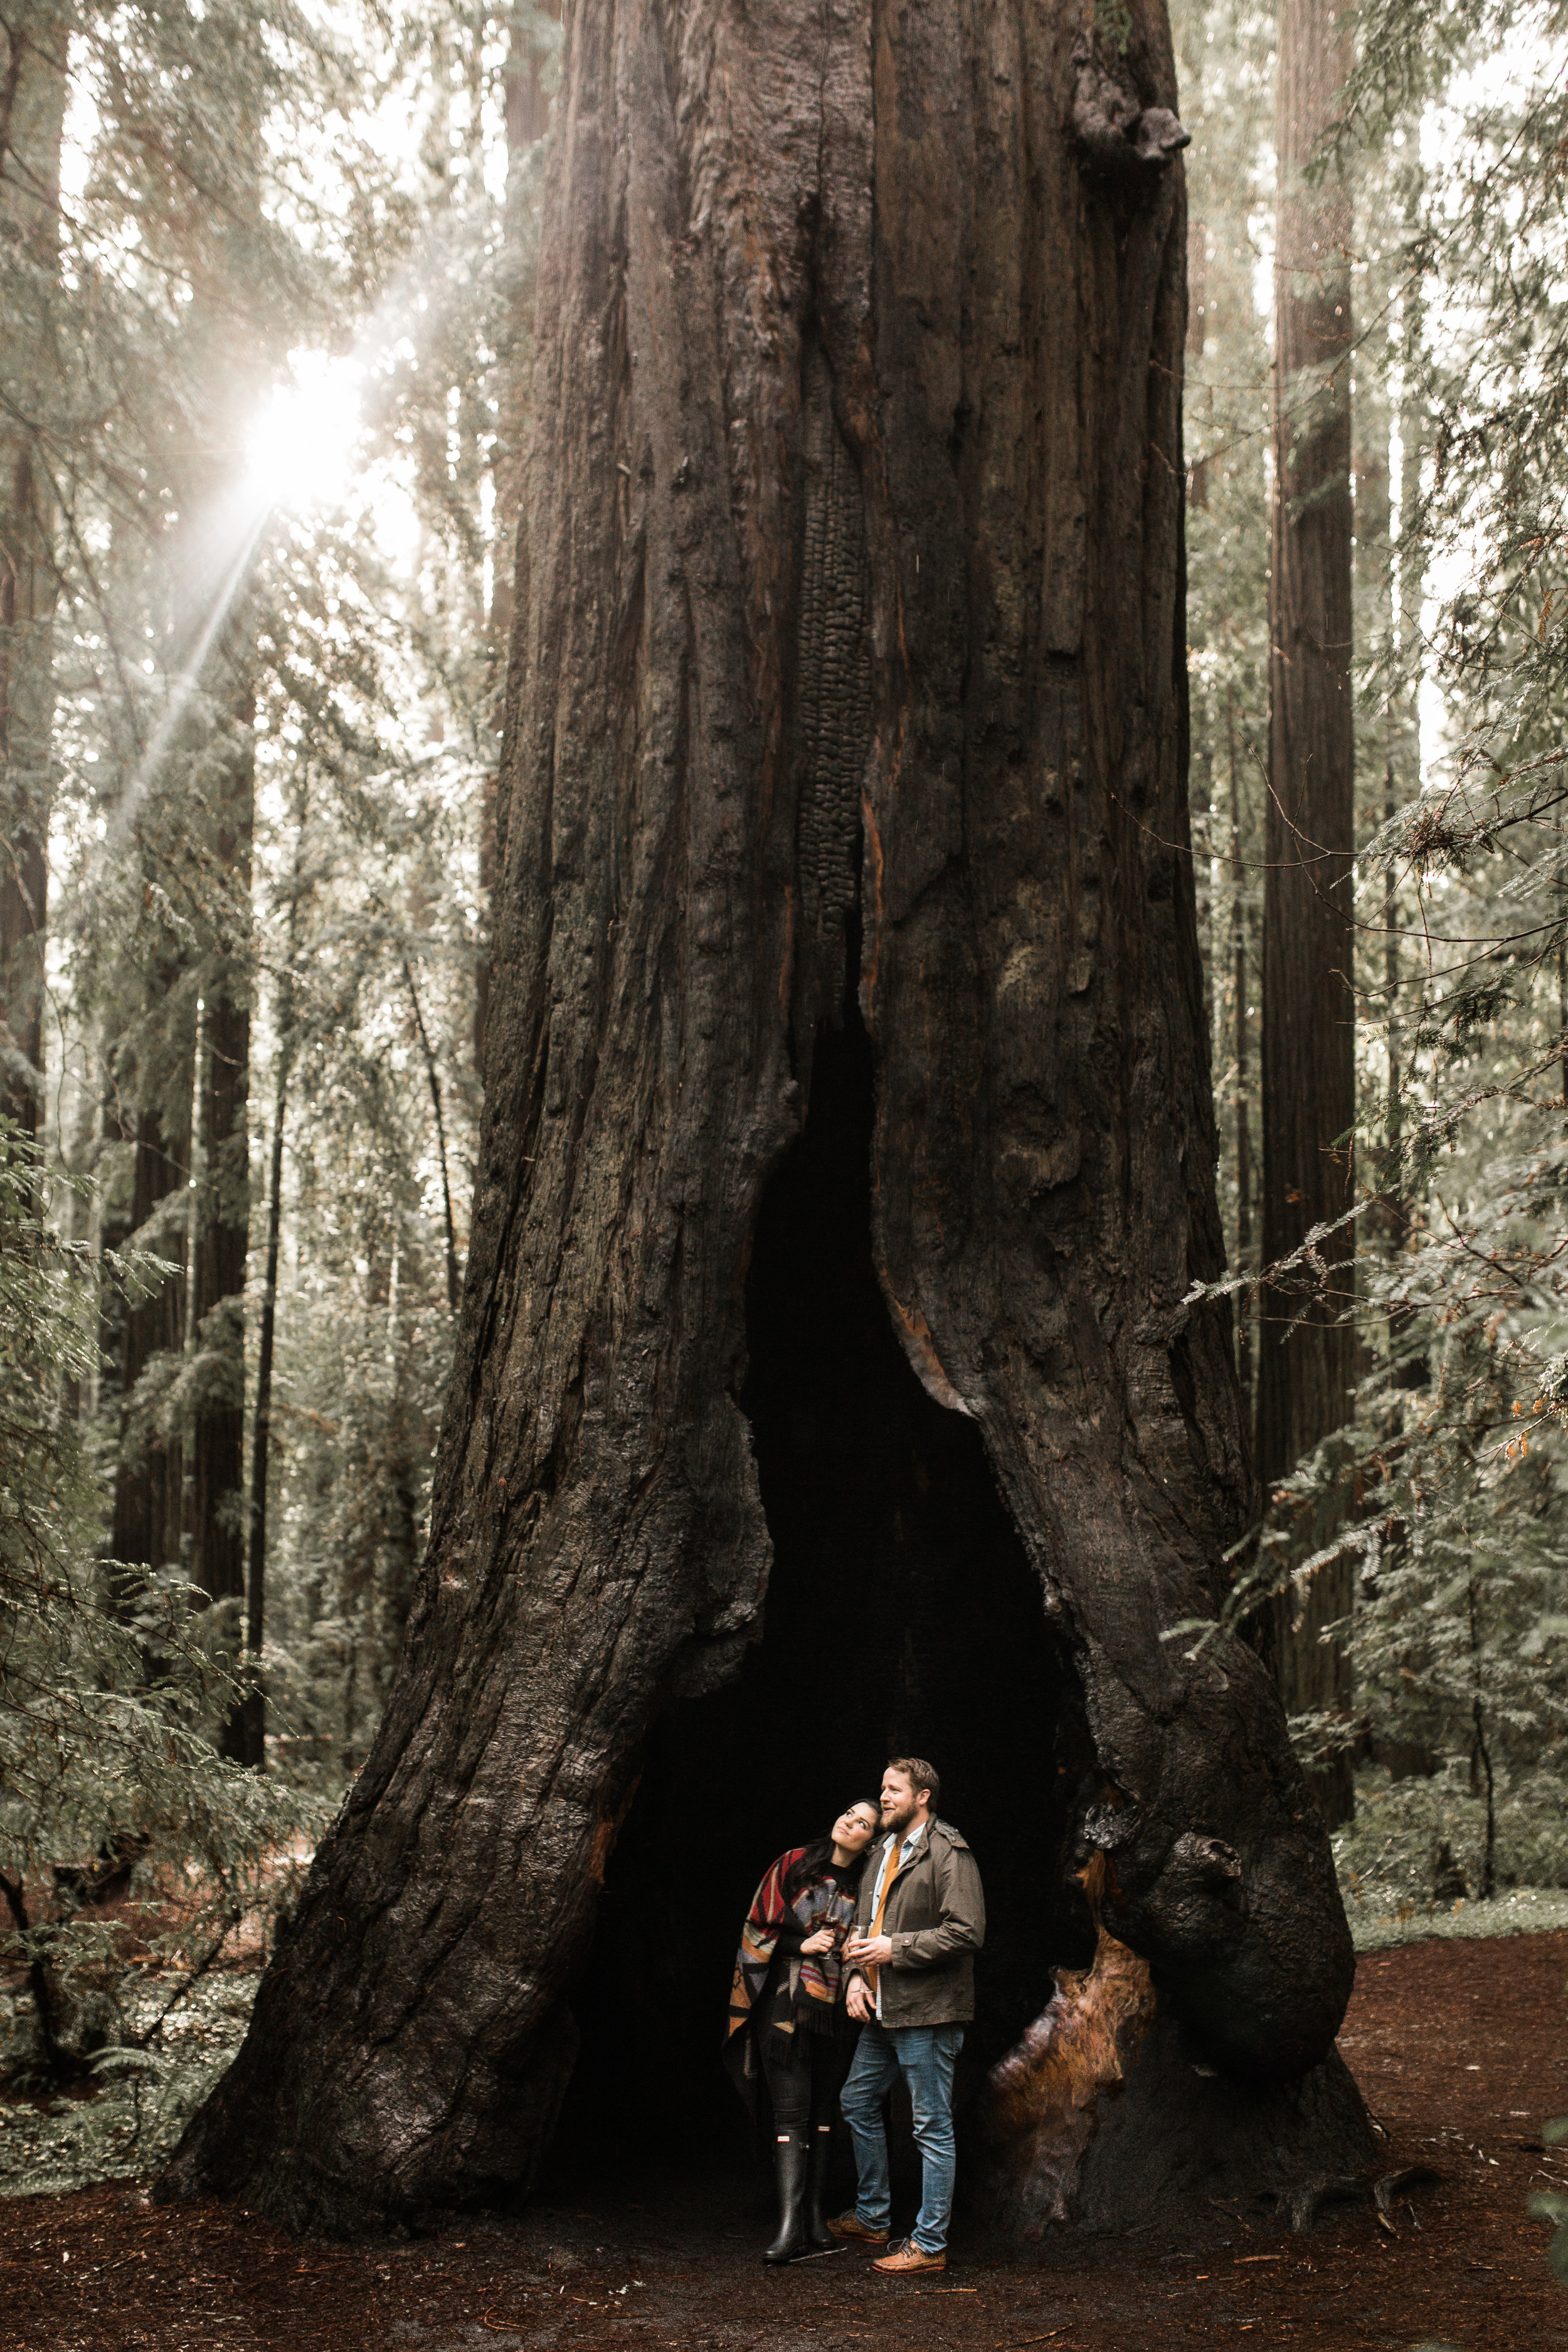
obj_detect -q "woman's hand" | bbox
[800,1927,836,1955]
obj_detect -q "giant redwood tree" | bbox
[164,0,1373,2233]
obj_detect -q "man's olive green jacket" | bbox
[847,1819,985,2028]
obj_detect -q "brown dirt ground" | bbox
[3,1929,1566,2352]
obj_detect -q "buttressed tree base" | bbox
[162,0,1375,2235]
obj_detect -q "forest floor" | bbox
[3,1930,1565,2352]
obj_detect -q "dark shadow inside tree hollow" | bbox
[544,995,1098,2188]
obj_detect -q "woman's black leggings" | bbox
[761,2028,855,2134]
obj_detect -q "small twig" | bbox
[131,1912,238,2049]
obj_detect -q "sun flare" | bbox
[245,351,364,514]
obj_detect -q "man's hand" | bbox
[845,1934,893,1969]
[845,1977,873,2022]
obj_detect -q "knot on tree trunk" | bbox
[1168,1828,1246,1896]
[1071,36,1190,177]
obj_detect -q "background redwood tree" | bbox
[1258,0,1358,1823]
[163,0,1371,2233]
[0,9,65,1141]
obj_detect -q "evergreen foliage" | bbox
[1177,0,1568,1915]
[0,1121,314,2099]
[3,0,555,2150]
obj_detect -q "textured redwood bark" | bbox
[1258,0,1357,1821]
[164,0,1368,2233]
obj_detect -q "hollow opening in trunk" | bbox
[545,997,1094,2185]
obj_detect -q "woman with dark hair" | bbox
[724,1800,881,2264]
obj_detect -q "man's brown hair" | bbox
[886,1756,940,1813]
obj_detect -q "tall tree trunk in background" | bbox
[477,3,562,1081]
[1258,0,1357,1825]
[187,733,252,1762]
[403,957,461,1311]
[0,16,66,1140]
[1183,225,1214,1030]
[1227,692,1254,1406]
[1353,261,1396,1261]
[164,0,1370,2237]
[108,1110,189,1576]
[237,982,284,1772]
[235,800,308,1772]
[1391,241,1424,1217]
[181,25,265,1756]
[377,1224,423,1655]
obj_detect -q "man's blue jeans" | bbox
[839,2018,965,2255]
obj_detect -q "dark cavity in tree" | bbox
[547,987,1096,2182]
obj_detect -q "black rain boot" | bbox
[763,2131,810,2265]
[804,2124,839,2252]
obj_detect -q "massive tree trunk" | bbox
[1258,0,1357,1823]
[0,13,65,1140]
[164,0,1370,2235]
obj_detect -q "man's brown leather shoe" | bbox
[871,2238,946,2275]
[826,2211,890,2247]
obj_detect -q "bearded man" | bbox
[830,1756,985,2275]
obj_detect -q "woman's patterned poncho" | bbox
[724,1848,857,2094]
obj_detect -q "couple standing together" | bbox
[724,1757,986,2277]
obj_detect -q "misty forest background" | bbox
[4,0,1568,2189]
